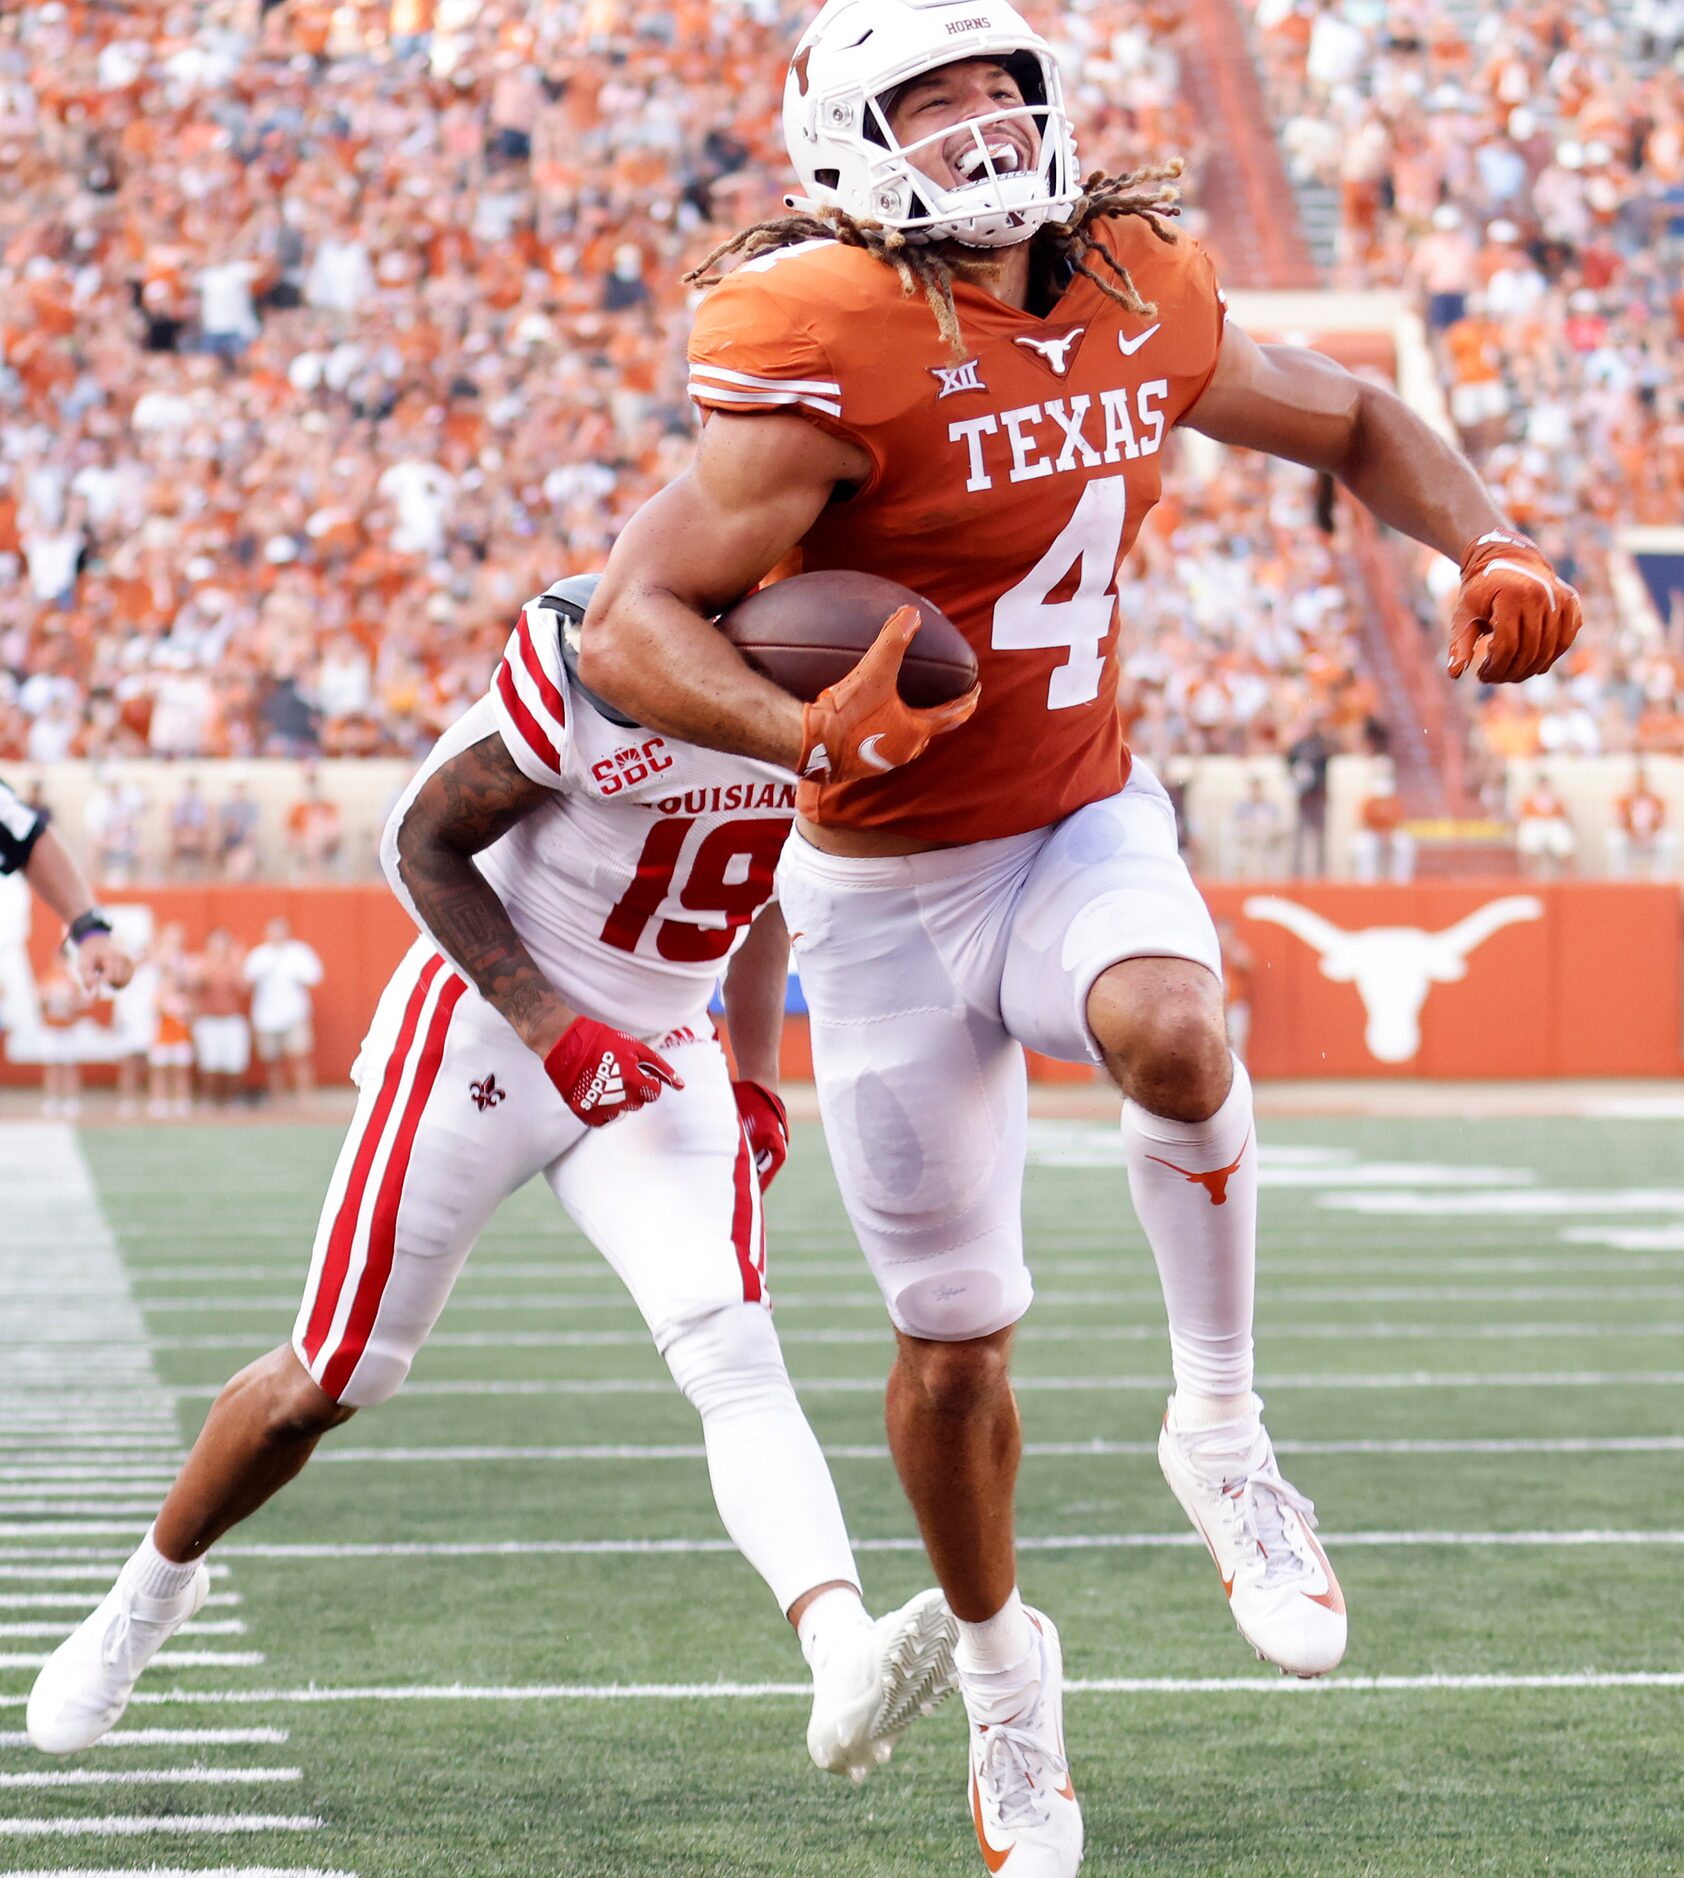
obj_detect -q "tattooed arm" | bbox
[385,731,578,1057]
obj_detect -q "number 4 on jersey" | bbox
[991,474,1127,710]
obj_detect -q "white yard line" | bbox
[0,1128,316,1848]
[0,1816,322,1839]
[1320,1189,1684,1215]
[146,1370,1684,1404]
[0,1869,352,1878]
[5,1529,1682,1575]
[122,1285,1684,1314]
[0,1593,241,1611]
[309,1434,1684,1465]
[0,1564,229,1581]
[0,1767,300,1789]
[0,1620,245,1638]
[0,1504,181,1519]
[145,1320,1684,1354]
[0,1530,1661,1567]
[113,1252,1684,1286]
[0,1463,178,1479]
[0,1728,285,1749]
[0,1870,352,1878]
[0,1673,1675,1710]
[0,1650,263,1670]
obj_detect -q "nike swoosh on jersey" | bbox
[857,734,894,771]
[1116,324,1161,357]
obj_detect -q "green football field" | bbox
[4,1108,1684,1876]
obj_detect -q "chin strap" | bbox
[782,192,822,215]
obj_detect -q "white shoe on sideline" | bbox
[807,1586,958,1782]
[963,1608,1083,1876]
[27,1563,210,1753]
[1158,1392,1347,1678]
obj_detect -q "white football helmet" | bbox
[782,0,1081,249]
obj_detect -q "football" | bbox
[717,570,978,708]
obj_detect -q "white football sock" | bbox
[1123,1053,1257,1402]
[955,1586,1033,1677]
[663,1305,860,1617]
[1168,1389,1258,1433]
[797,1585,872,1675]
[120,1525,201,1601]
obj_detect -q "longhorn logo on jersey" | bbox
[1014,326,1086,377]
[930,358,987,399]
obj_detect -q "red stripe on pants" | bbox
[319,970,466,1402]
[729,1126,761,1305]
[300,955,442,1368]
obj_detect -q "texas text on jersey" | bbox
[388,582,798,1038]
[687,216,1225,844]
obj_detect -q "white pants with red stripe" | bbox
[292,941,768,1408]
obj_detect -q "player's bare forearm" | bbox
[25,826,133,988]
[1333,380,1504,559]
[722,901,789,1088]
[582,411,870,767]
[24,826,99,927]
[1186,330,1505,560]
[392,735,576,1057]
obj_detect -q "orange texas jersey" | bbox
[687,217,1226,843]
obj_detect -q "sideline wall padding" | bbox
[15,879,1681,1086]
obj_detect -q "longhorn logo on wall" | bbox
[1241,895,1545,1064]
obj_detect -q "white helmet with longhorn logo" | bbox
[782,0,1081,249]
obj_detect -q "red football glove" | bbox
[544,1017,682,1127]
[733,1079,789,1191]
[1448,531,1583,684]
[798,605,980,783]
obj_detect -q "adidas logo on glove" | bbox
[579,1052,625,1110]
[545,1016,680,1128]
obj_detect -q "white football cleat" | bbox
[964,1608,1083,1876]
[27,1562,210,1753]
[1158,1392,1347,1678]
[807,1586,958,1782]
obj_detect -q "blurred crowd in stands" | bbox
[1,0,1680,875]
[0,0,1217,766]
[1246,0,1684,768]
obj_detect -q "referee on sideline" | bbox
[1,776,132,991]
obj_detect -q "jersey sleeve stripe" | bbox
[690,363,842,397]
[515,607,568,729]
[494,657,563,776]
[688,381,844,419]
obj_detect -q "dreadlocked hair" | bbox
[684,158,1185,360]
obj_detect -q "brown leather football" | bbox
[717,570,978,707]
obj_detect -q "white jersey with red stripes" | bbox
[389,584,797,1039]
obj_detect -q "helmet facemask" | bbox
[863,56,1071,248]
[783,3,1082,251]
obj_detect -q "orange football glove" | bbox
[1448,531,1583,685]
[798,605,980,784]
